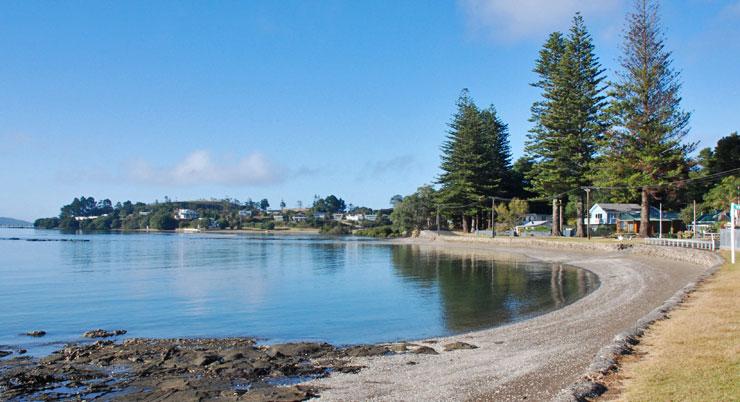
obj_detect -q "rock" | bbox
[25,330,46,337]
[388,343,415,353]
[241,385,317,402]
[18,349,27,354]
[412,346,439,355]
[193,353,222,367]
[221,351,245,362]
[335,365,365,374]
[443,342,478,351]
[83,329,127,338]
[343,344,392,357]
[267,342,333,358]
[0,350,11,357]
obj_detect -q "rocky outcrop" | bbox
[83,329,127,338]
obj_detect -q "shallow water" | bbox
[0,229,598,355]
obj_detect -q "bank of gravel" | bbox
[307,235,719,401]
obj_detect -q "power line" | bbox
[585,167,739,191]
[434,167,738,210]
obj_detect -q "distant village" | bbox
[33,195,396,236]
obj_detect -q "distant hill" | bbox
[0,217,33,227]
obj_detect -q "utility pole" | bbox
[436,206,440,237]
[585,188,591,240]
[491,197,496,238]
[659,202,663,239]
[693,200,697,239]
[559,199,563,235]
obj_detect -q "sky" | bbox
[1,0,739,221]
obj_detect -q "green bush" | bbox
[354,225,400,238]
[149,213,178,230]
[319,222,351,235]
[34,217,60,229]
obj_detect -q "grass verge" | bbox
[601,251,739,401]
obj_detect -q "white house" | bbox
[515,220,551,235]
[345,214,364,222]
[238,210,252,217]
[523,213,551,223]
[587,203,641,225]
[291,215,308,223]
[273,215,285,222]
[364,214,378,222]
[74,215,99,221]
[332,213,344,221]
[176,208,198,220]
[314,212,327,220]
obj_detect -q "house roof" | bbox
[619,207,680,221]
[592,203,642,213]
[696,211,730,223]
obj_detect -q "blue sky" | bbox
[1,0,738,221]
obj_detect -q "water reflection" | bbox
[390,245,599,332]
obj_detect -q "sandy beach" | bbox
[307,235,721,401]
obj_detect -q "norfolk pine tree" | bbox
[597,0,694,238]
[526,14,606,237]
[526,32,567,235]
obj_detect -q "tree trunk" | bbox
[576,194,585,237]
[552,198,561,236]
[639,188,650,238]
[462,213,469,233]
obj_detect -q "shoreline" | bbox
[307,235,720,401]
[0,235,720,401]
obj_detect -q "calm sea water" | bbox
[0,229,598,355]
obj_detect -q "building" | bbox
[688,211,730,234]
[238,210,252,217]
[515,220,551,235]
[345,214,364,222]
[282,207,310,214]
[523,213,551,223]
[364,214,378,222]
[291,214,308,223]
[74,215,99,221]
[332,213,344,221]
[587,203,642,225]
[176,209,198,220]
[273,215,285,222]
[314,212,327,220]
[617,207,683,234]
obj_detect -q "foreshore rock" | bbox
[83,329,127,338]
[0,336,474,400]
[25,330,46,337]
[443,341,478,351]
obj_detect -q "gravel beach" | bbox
[307,236,718,401]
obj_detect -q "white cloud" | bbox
[128,150,284,186]
[459,0,621,42]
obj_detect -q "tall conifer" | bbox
[438,91,513,232]
[598,0,694,237]
[526,14,606,236]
